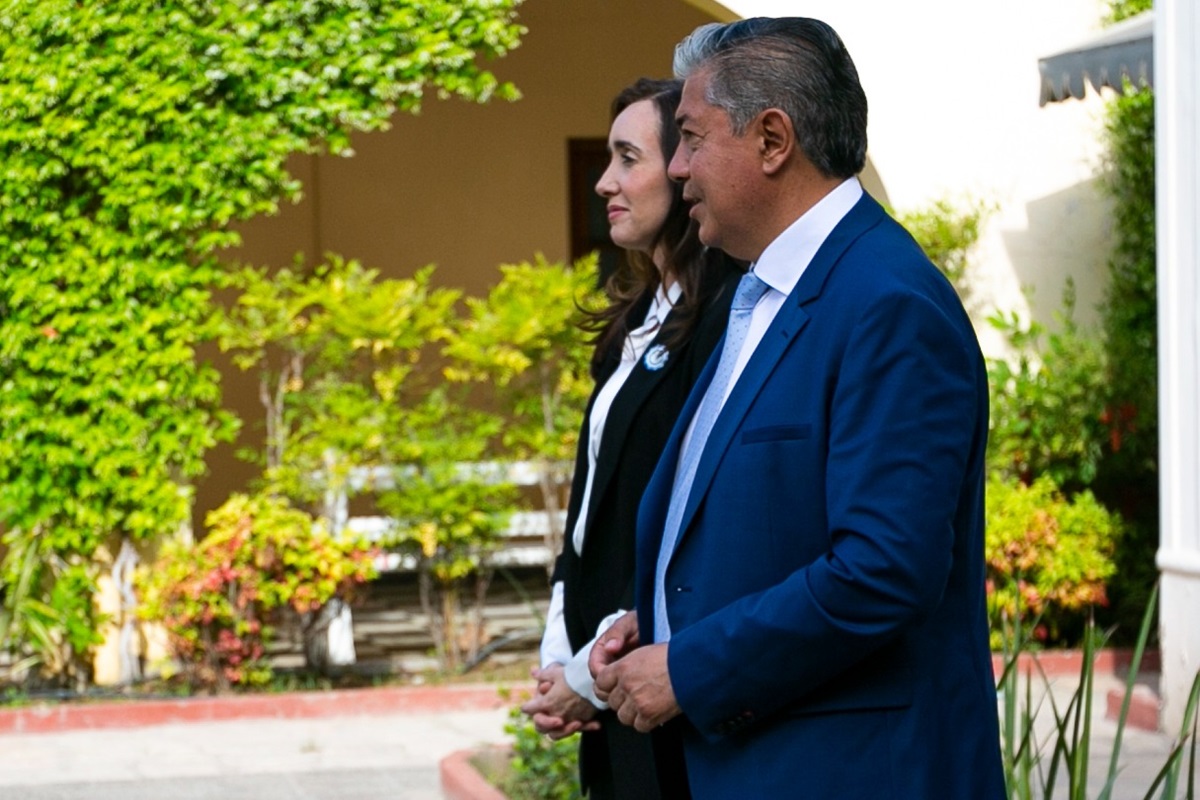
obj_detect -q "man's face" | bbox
[668,70,763,261]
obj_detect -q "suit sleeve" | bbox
[667,288,982,740]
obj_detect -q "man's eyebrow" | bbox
[675,113,689,128]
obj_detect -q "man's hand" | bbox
[595,642,681,733]
[519,663,601,740]
[588,610,640,694]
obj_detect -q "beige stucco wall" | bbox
[226,0,722,294]
[198,0,723,524]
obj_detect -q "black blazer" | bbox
[549,265,738,800]
[553,266,739,653]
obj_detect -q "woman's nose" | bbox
[595,162,618,197]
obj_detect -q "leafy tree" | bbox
[219,257,464,498]
[220,255,519,673]
[444,254,605,573]
[0,0,523,684]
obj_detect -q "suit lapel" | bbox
[673,194,888,543]
[636,343,719,623]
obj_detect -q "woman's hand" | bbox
[520,663,602,740]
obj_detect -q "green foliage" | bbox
[896,196,990,307]
[374,400,517,672]
[0,529,101,685]
[500,701,582,800]
[447,253,603,464]
[1093,0,1157,642]
[985,476,1120,647]
[0,0,523,684]
[444,254,604,563]
[219,255,519,672]
[219,256,464,497]
[987,283,1111,492]
[1100,78,1156,484]
[1106,0,1152,23]
[137,493,376,691]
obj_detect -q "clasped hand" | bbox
[520,663,601,740]
[589,611,682,733]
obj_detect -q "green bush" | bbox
[137,493,376,691]
[986,283,1111,493]
[500,701,582,800]
[1094,0,1158,641]
[985,476,1120,647]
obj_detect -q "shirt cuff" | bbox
[564,644,608,710]
[561,608,629,709]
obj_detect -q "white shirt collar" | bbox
[643,278,682,331]
[752,177,863,296]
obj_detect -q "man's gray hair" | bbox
[672,17,868,179]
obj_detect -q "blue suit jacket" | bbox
[636,194,1006,799]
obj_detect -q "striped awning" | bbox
[1038,10,1154,105]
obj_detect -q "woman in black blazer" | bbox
[521,78,740,800]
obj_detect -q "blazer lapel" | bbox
[579,308,687,547]
[672,194,888,545]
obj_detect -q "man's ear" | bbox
[757,109,795,176]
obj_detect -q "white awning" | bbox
[1038,10,1154,105]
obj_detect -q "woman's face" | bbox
[595,99,674,260]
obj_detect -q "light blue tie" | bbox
[653,270,772,642]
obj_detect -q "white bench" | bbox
[318,459,570,571]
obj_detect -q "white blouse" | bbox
[539,281,682,707]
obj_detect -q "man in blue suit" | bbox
[591,17,1006,799]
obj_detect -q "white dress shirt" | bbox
[677,177,863,459]
[540,280,682,707]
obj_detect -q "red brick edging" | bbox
[2,649,1162,737]
[440,747,511,800]
[0,683,506,736]
[990,647,1161,679]
[991,648,1162,733]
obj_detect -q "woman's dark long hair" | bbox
[582,78,737,376]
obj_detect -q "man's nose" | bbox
[667,144,688,183]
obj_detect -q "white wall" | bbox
[1155,0,1200,736]
[695,0,1117,354]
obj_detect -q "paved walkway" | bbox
[0,674,1189,800]
[0,701,511,800]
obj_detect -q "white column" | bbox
[1155,0,1200,736]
